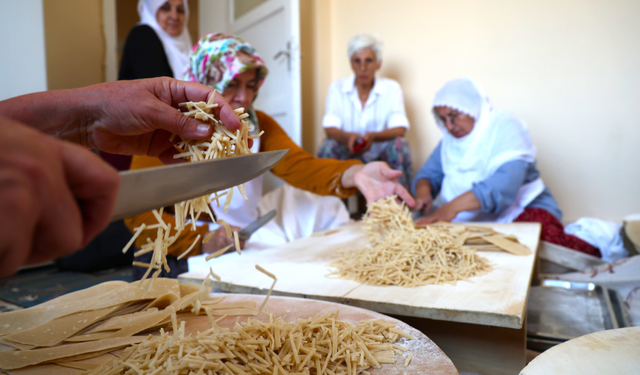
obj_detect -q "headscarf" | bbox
[434,78,537,204]
[138,0,192,79]
[184,33,269,229]
[184,32,268,127]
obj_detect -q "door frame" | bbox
[227,0,301,145]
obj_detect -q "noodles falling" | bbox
[329,197,491,287]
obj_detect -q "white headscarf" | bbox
[137,0,192,79]
[434,78,537,205]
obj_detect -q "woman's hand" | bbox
[0,117,120,278]
[342,162,415,207]
[0,78,246,164]
[201,225,245,254]
[415,204,458,226]
[347,132,361,153]
[414,179,433,215]
[357,132,375,154]
[415,190,481,226]
[80,78,246,163]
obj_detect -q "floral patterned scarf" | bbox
[184,32,268,129]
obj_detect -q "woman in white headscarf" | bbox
[413,78,600,257]
[118,0,192,80]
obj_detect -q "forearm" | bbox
[369,127,406,142]
[0,88,96,146]
[325,127,353,145]
[444,191,481,214]
[415,179,433,198]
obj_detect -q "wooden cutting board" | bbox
[520,326,640,374]
[3,294,459,375]
[182,222,541,329]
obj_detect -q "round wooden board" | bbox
[520,326,640,374]
[5,294,458,375]
[181,294,459,375]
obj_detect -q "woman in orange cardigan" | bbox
[125,33,414,277]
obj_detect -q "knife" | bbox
[111,150,288,221]
[237,209,277,240]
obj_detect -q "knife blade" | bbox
[237,209,277,240]
[111,150,288,221]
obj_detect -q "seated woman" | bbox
[125,33,415,278]
[413,78,600,257]
[317,34,413,190]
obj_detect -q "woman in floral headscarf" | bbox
[124,33,414,278]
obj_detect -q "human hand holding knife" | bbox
[201,210,277,255]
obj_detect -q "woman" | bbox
[118,0,192,80]
[125,33,414,278]
[317,34,413,190]
[413,78,600,257]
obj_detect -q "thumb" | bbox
[379,163,403,180]
[157,105,214,140]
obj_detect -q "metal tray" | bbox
[526,279,631,352]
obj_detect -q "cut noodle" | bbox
[87,310,413,375]
[127,99,260,290]
[329,197,491,287]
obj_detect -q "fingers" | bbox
[61,141,120,247]
[378,162,402,179]
[347,134,357,153]
[0,174,36,278]
[0,122,88,268]
[154,101,214,140]
[425,200,433,214]
[158,147,182,164]
[151,79,240,141]
[174,82,242,134]
[415,216,438,226]
[208,91,243,133]
[394,183,416,207]
[414,217,429,226]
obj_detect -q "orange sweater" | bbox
[124,110,362,257]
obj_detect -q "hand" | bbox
[344,162,415,208]
[415,204,458,226]
[0,117,120,278]
[347,132,361,154]
[0,78,247,164]
[358,132,375,154]
[415,191,479,226]
[414,179,433,215]
[201,225,245,254]
[83,78,247,163]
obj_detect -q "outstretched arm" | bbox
[341,162,416,208]
[0,78,242,163]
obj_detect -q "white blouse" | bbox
[322,75,409,161]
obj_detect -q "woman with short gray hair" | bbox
[318,34,413,190]
[348,34,383,63]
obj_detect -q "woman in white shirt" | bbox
[318,34,413,189]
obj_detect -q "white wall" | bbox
[323,0,640,222]
[0,0,47,100]
[199,0,230,36]
[103,0,118,82]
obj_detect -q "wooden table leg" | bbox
[391,314,526,375]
